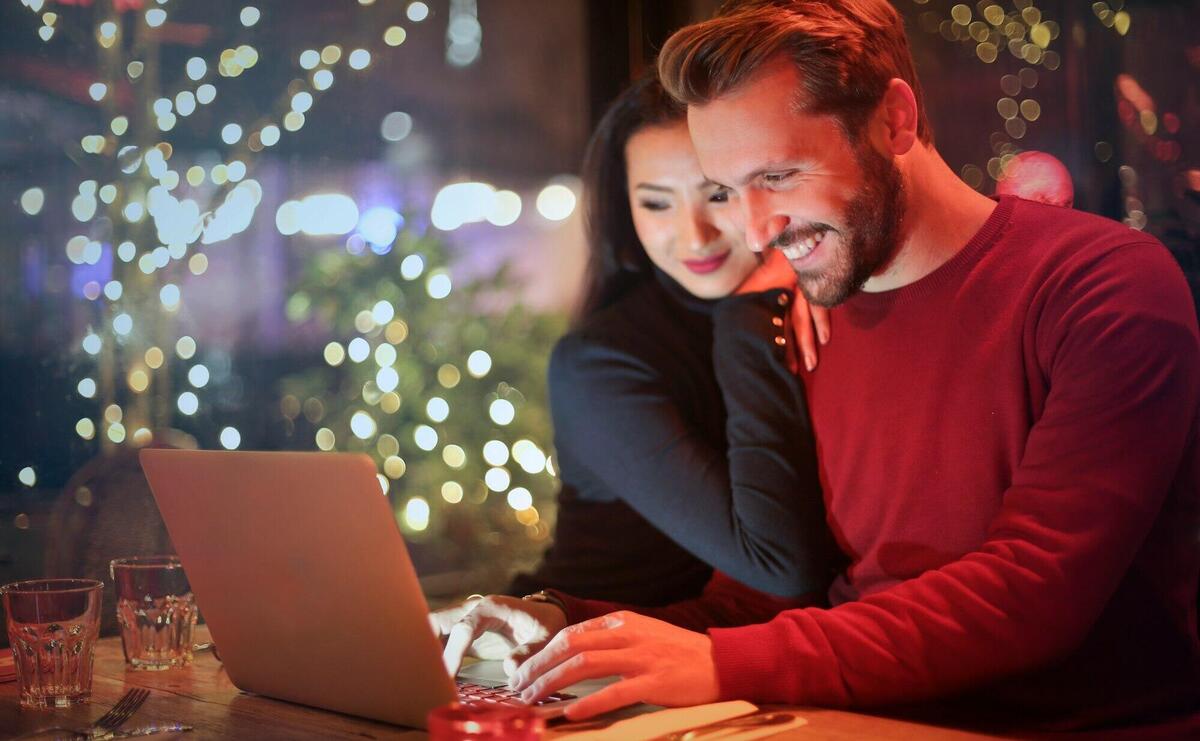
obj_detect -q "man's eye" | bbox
[762,171,795,184]
[708,189,730,204]
[638,200,669,211]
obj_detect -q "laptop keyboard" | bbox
[456,679,575,707]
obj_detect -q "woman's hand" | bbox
[429,594,568,677]
[735,249,831,372]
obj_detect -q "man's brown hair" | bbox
[658,0,933,145]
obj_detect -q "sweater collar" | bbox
[840,195,1016,312]
[651,266,718,317]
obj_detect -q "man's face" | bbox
[687,58,906,307]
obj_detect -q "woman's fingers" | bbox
[811,304,832,345]
[791,296,817,372]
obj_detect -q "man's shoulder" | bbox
[1003,197,1168,265]
[988,198,1187,301]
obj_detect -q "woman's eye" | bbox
[708,189,730,204]
[638,200,670,211]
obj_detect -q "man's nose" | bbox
[742,190,788,253]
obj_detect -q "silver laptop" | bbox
[140,449,602,729]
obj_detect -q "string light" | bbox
[29,1,551,548]
[407,2,430,23]
[446,0,481,67]
[482,440,509,466]
[489,399,515,425]
[414,425,439,451]
[404,497,430,531]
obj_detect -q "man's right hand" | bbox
[429,594,568,678]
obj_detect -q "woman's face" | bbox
[625,122,758,299]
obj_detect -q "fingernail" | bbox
[805,355,815,372]
[818,329,829,345]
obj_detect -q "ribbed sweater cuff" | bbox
[708,618,844,706]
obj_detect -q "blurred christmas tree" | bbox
[278,223,566,589]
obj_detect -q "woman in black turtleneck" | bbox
[506,77,840,605]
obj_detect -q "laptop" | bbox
[140,449,602,729]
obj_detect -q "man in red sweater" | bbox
[434,0,1200,730]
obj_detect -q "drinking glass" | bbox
[1,578,103,708]
[109,556,197,670]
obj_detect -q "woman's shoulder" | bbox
[550,280,678,385]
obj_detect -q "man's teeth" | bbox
[781,231,824,261]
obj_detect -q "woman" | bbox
[502,76,839,606]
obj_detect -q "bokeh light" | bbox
[467,350,492,378]
[536,183,576,221]
[77,378,97,398]
[441,481,464,503]
[177,391,199,415]
[426,272,452,299]
[381,112,414,142]
[351,410,377,439]
[400,254,425,280]
[489,399,515,425]
[414,424,438,451]
[176,336,197,360]
[188,364,210,388]
[20,188,45,215]
[348,337,370,363]
[482,440,509,466]
[512,439,547,474]
[404,496,430,530]
[485,467,511,492]
[315,427,336,451]
[426,397,450,422]
[407,2,430,22]
[443,444,466,468]
[507,487,533,511]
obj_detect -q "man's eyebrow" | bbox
[633,183,673,193]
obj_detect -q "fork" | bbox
[15,687,151,740]
[86,688,151,737]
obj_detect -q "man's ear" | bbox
[874,78,919,156]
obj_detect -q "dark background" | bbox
[2,0,1198,591]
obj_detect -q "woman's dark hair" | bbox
[575,75,686,322]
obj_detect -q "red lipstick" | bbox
[683,251,731,274]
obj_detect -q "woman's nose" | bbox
[679,209,720,252]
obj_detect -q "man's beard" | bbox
[789,143,906,307]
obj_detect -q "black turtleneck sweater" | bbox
[508,271,839,603]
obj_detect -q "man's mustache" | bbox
[770,223,835,250]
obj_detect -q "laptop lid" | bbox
[140,449,456,728]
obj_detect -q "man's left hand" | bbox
[508,611,720,720]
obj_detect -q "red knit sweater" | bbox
[553,197,1200,729]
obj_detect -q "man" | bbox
[433,1,1200,730]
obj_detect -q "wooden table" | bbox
[1,627,1010,739]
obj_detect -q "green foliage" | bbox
[279,225,566,574]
